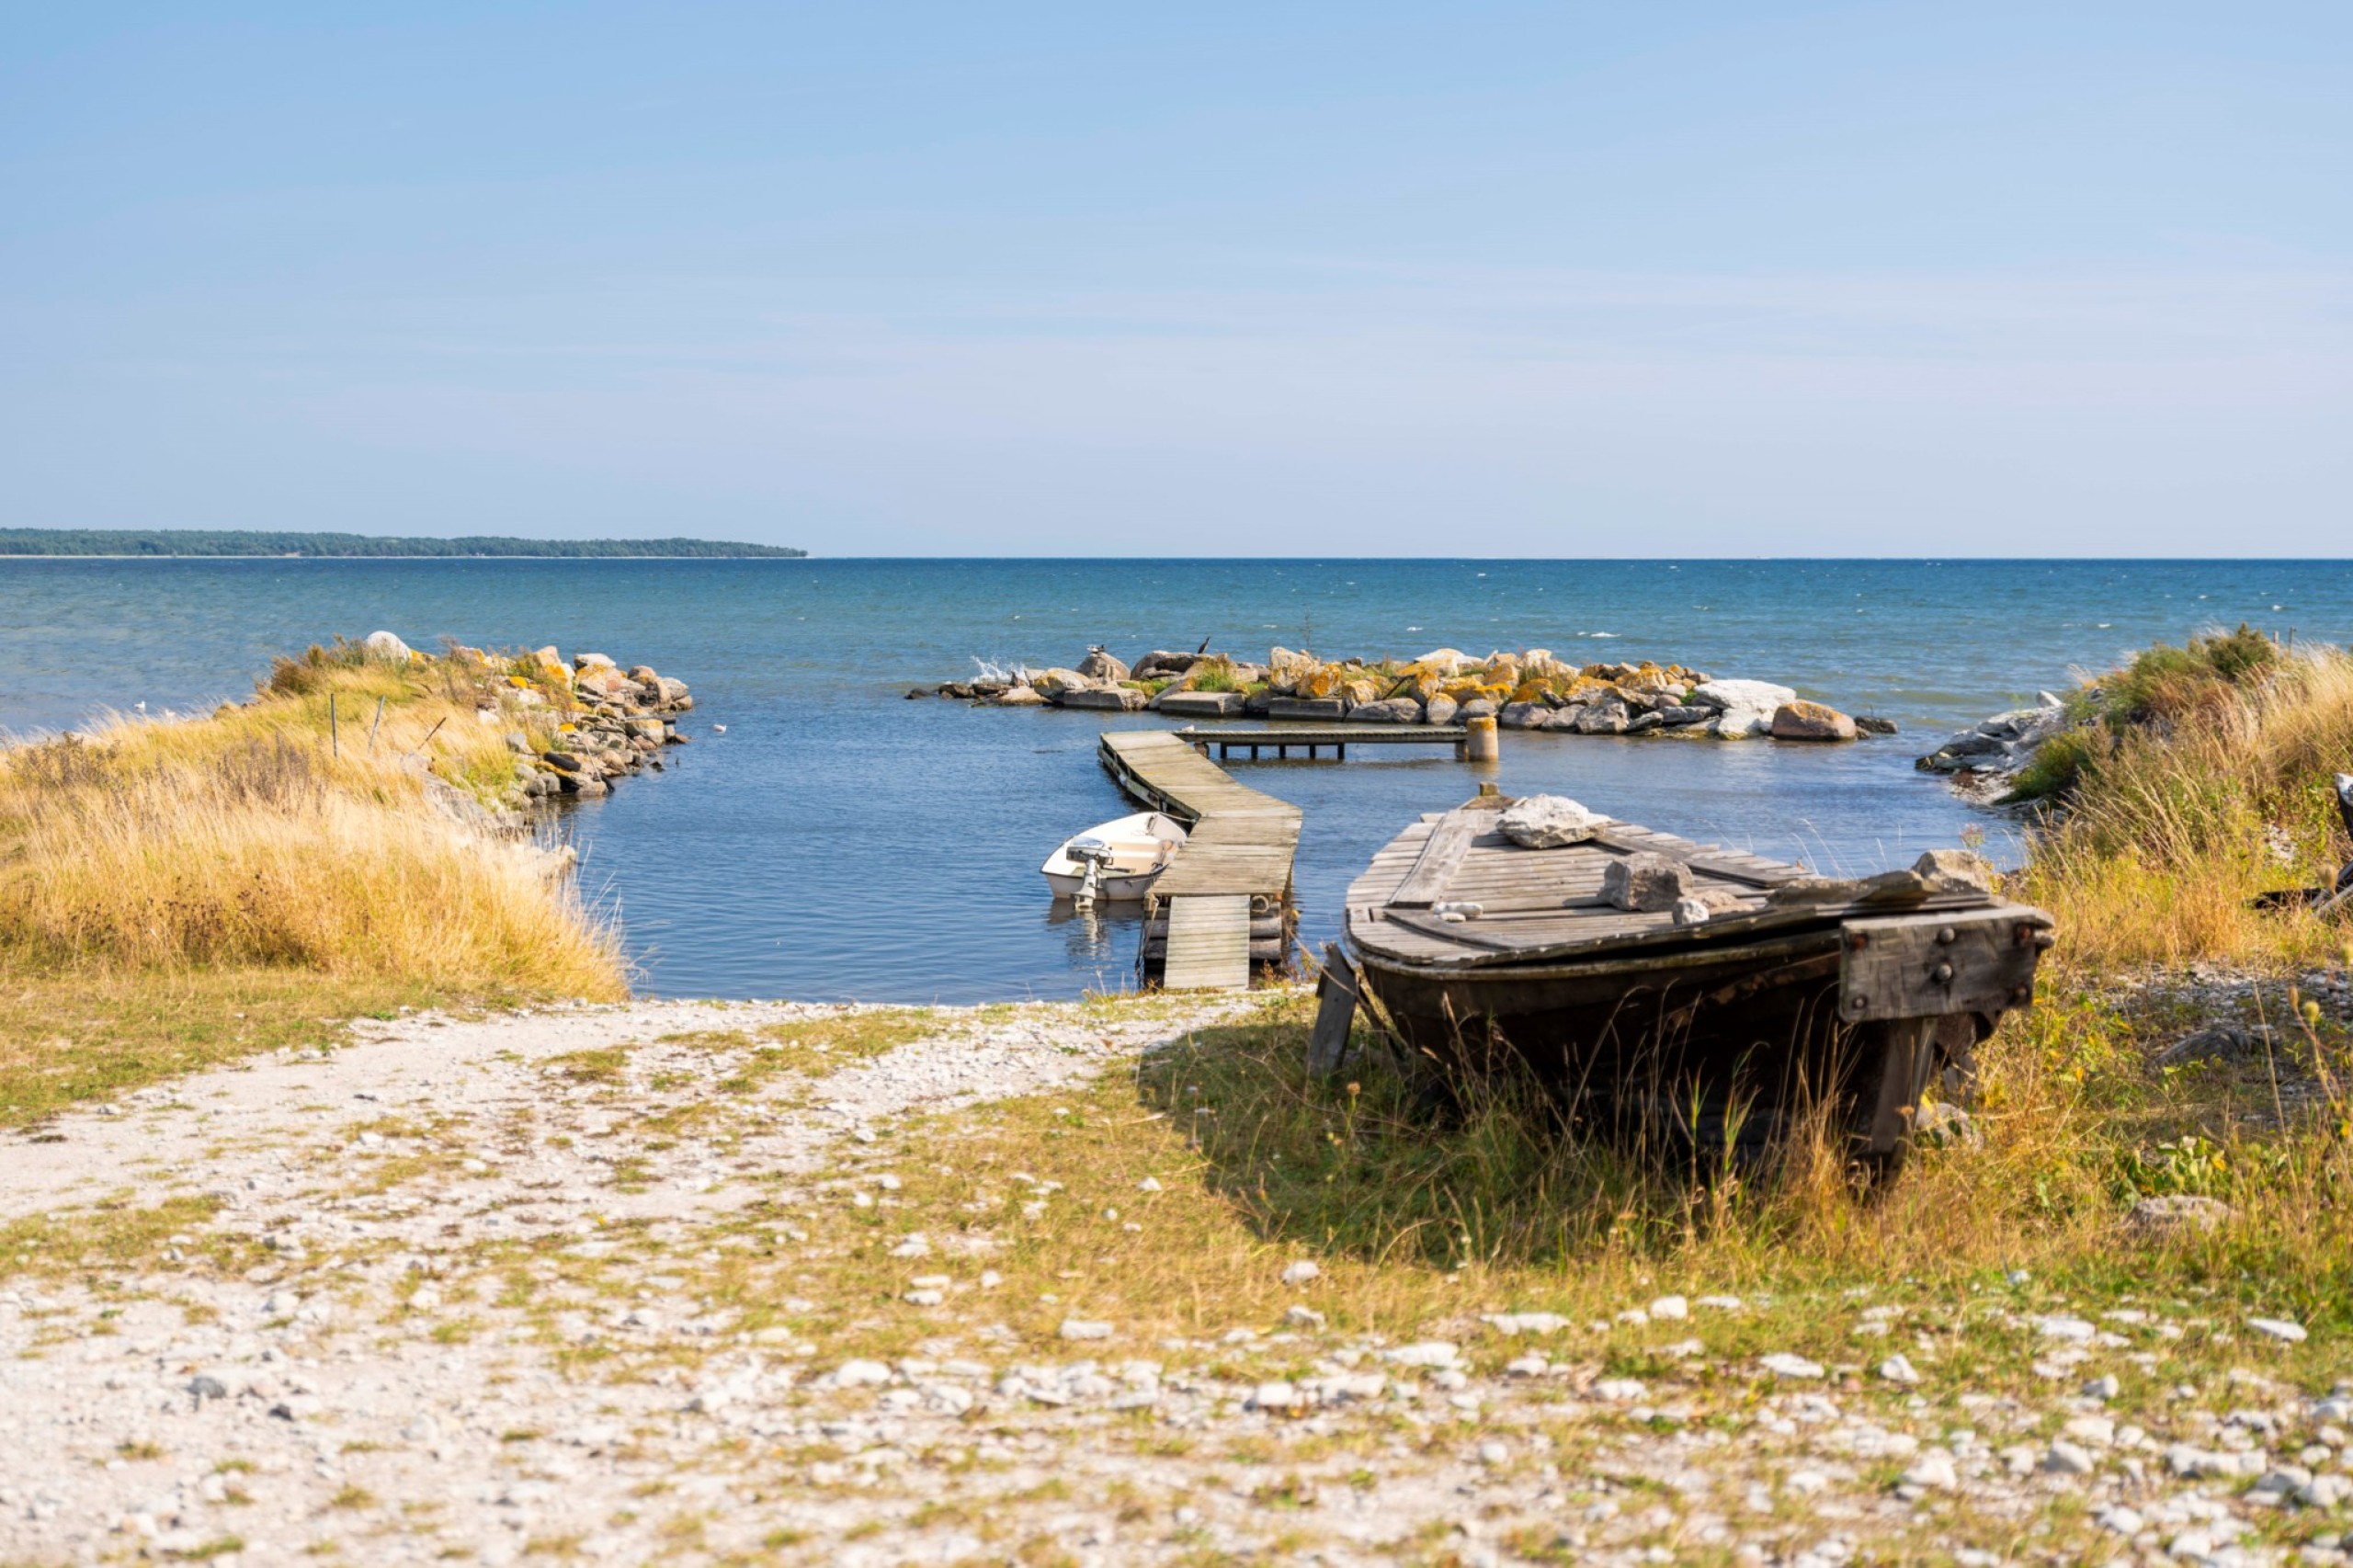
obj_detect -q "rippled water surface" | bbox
[6,558,2347,1001]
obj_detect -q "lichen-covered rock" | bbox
[995,686,1047,706]
[1029,667,1096,699]
[1770,700,1858,742]
[1602,852,1690,912]
[1412,648,1471,677]
[1424,694,1460,726]
[1456,698,1497,721]
[1340,678,1381,710]
[1498,795,1606,848]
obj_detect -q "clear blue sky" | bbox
[4,3,2347,555]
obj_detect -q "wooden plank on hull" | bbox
[1163,895,1252,991]
[1385,809,1485,907]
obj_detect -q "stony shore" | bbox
[4,986,2344,1567]
[926,645,1893,743]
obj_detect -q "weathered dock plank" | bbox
[1162,895,1253,990]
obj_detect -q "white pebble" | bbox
[1758,1353,1825,1380]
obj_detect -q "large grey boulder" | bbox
[1267,697,1345,721]
[1691,679,1796,740]
[1569,694,1632,734]
[1498,795,1606,848]
[1423,694,1460,726]
[1132,650,1199,679]
[361,630,414,663]
[1058,687,1146,711]
[1455,698,1497,721]
[1076,646,1131,683]
[1498,701,1552,730]
[1347,698,1423,724]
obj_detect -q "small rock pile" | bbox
[498,650,695,802]
[930,645,1891,744]
[1915,693,2072,791]
[382,636,698,806]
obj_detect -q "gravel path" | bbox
[2,994,2346,1566]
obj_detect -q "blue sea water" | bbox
[4,558,2346,1002]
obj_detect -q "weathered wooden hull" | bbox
[1337,797,2054,1166]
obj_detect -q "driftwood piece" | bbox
[1306,943,1361,1077]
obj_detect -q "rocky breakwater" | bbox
[928,644,1889,743]
[393,636,696,807]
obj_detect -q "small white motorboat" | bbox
[1041,812,1188,905]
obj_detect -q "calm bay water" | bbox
[4,558,2346,1002]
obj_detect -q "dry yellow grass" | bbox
[0,644,627,1121]
[2020,644,2353,970]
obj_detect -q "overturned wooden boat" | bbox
[1334,791,2055,1174]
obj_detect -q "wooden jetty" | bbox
[1097,732,1302,990]
[1175,724,1472,761]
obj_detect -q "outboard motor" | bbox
[1067,837,1116,909]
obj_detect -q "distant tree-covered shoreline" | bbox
[0,529,807,559]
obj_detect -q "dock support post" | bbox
[1465,715,1498,763]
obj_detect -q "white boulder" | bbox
[1498,794,1607,848]
[1691,679,1796,740]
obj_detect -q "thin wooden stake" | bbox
[369,696,385,753]
[329,695,337,758]
[405,716,447,757]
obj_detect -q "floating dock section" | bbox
[1097,731,1302,990]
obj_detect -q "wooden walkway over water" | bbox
[1097,731,1302,990]
[1175,724,1471,761]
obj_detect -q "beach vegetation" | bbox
[2021,632,2353,967]
[0,650,628,1126]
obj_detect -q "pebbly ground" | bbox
[1,992,2347,1567]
